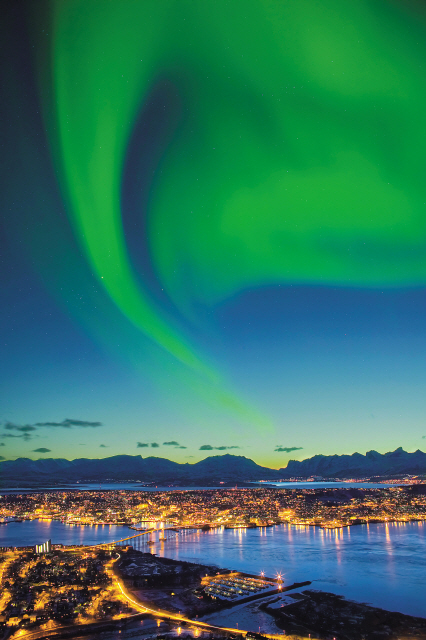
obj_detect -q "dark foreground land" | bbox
[117,549,221,618]
[117,549,309,619]
[117,551,426,640]
[1,546,425,640]
[262,590,426,640]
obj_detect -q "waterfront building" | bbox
[34,538,51,554]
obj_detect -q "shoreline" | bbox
[0,478,418,493]
[2,515,425,534]
[261,589,426,639]
[1,542,425,639]
[117,550,426,640]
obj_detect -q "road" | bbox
[5,550,295,640]
[110,553,286,640]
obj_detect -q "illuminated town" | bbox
[1,486,426,639]
[1,486,425,530]
[0,540,291,639]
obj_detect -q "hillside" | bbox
[0,448,425,485]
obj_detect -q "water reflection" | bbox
[155,522,425,618]
[1,519,425,617]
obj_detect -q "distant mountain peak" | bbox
[282,447,424,478]
[0,448,424,483]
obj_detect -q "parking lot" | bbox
[203,574,278,602]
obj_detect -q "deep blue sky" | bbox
[1,1,425,467]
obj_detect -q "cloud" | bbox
[35,418,102,428]
[1,419,102,440]
[422,436,425,439]
[1,433,33,441]
[99,444,108,448]
[137,442,149,448]
[163,440,187,449]
[4,422,37,432]
[274,446,304,453]
[150,442,160,448]
[216,445,240,450]
[199,444,240,451]
[0,443,5,446]
[32,448,51,453]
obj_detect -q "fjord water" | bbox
[1,520,425,617]
[158,522,426,618]
[0,481,397,493]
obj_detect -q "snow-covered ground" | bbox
[200,592,304,634]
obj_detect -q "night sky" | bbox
[1,0,426,467]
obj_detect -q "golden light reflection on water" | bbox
[335,528,342,565]
[385,522,391,544]
[121,518,426,616]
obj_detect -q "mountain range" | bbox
[284,447,426,478]
[0,448,425,485]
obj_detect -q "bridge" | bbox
[5,529,289,640]
[90,525,196,550]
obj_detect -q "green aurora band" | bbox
[48,0,426,416]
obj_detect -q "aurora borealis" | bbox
[1,0,426,466]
